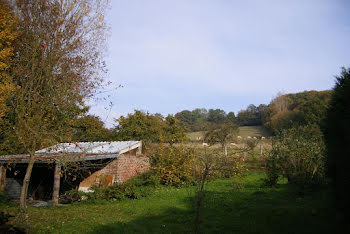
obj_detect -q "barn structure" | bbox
[0,141,149,204]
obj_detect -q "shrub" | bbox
[93,178,155,200]
[264,143,280,187]
[150,144,196,187]
[266,125,325,188]
[192,149,245,182]
[63,171,159,202]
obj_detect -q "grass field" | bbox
[1,171,335,233]
[187,125,272,141]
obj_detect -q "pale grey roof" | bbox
[0,141,142,163]
[35,141,141,155]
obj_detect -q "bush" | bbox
[266,125,326,189]
[214,153,245,178]
[149,144,196,187]
[264,143,280,187]
[62,171,159,202]
[191,149,245,183]
[93,179,154,200]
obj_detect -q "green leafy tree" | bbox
[113,110,165,142]
[72,115,112,142]
[226,111,237,125]
[204,122,239,155]
[163,115,186,145]
[175,110,193,130]
[236,104,262,126]
[207,109,226,124]
[323,68,350,225]
[114,111,186,145]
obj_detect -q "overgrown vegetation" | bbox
[148,144,196,187]
[265,125,326,189]
[0,171,336,233]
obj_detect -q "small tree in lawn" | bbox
[5,0,109,210]
[204,122,239,156]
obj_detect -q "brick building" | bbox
[0,141,149,203]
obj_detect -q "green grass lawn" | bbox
[1,171,336,233]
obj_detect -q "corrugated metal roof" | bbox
[0,141,142,163]
[35,141,141,155]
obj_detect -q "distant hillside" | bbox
[263,90,332,133]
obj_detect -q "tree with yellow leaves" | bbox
[2,0,109,210]
[0,0,17,121]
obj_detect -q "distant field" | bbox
[187,126,272,141]
[238,126,272,137]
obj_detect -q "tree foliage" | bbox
[0,0,109,210]
[265,125,325,189]
[204,122,239,155]
[0,0,17,121]
[113,110,186,144]
[322,67,350,224]
[264,90,332,134]
[72,115,112,142]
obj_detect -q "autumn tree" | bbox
[3,0,109,210]
[0,0,17,121]
[264,90,332,134]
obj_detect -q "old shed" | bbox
[0,141,149,204]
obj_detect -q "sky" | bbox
[89,0,350,128]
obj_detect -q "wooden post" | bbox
[52,162,61,206]
[137,141,142,155]
[0,164,6,192]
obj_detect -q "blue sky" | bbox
[89,0,350,128]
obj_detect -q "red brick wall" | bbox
[79,154,150,190]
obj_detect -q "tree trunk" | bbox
[0,164,6,192]
[52,162,61,206]
[195,167,208,234]
[20,153,36,210]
